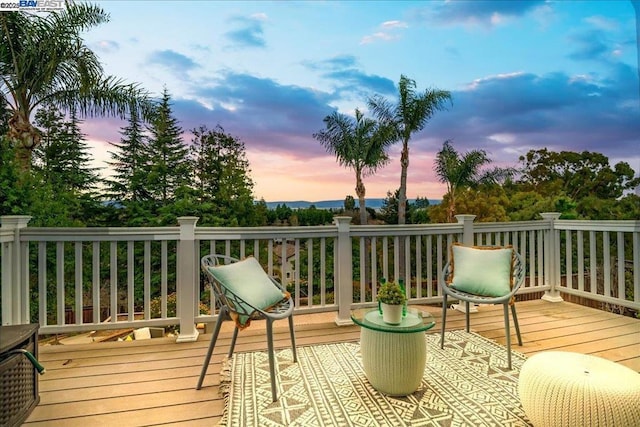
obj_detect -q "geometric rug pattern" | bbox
[219,330,531,426]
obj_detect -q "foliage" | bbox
[1,105,101,225]
[379,189,411,224]
[344,195,356,211]
[502,189,543,221]
[511,149,640,220]
[433,140,515,222]
[292,205,335,225]
[266,203,335,226]
[190,124,262,226]
[377,280,407,305]
[33,104,101,198]
[314,108,394,225]
[517,149,640,200]
[0,137,25,215]
[368,75,451,226]
[0,3,152,170]
[409,196,430,223]
[146,88,190,205]
[575,194,640,220]
[413,196,430,209]
[105,103,150,203]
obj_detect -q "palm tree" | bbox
[313,108,394,225]
[434,140,515,222]
[368,75,451,225]
[0,3,153,170]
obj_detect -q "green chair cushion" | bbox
[449,244,513,297]
[207,257,287,327]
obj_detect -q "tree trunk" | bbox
[355,174,367,226]
[447,193,456,223]
[8,111,40,171]
[398,142,409,225]
[14,145,33,171]
[356,172,371,290]
[398,140,409,281]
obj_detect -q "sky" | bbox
[77,0,639,202]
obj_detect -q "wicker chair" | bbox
[439,246,525,369]
[196,255,297,402]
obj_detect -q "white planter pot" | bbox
[381,303,403,325]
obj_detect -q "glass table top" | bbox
[351,307,436,333]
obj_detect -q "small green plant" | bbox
[377,281,407,305]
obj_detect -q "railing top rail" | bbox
[473,220,551,232]
[20,227,180,242]
[196,225,337,240]
[350,223,462,237]
[555,219,640,232]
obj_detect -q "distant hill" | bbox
[263,198,441,210]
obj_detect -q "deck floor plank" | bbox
[23,300,639,426]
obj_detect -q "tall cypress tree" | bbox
[28,104,100,224]
[146,88,190,205]
[33,105,100,195]
[106,104,150,204]
[64,109,101,195]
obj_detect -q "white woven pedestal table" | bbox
[518,351,640,426]
[351,307,435,396]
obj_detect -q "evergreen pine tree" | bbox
[65,109,101,195]
[33,105,100,195]
[146,88,190,205]
[28,104,101,224]
[105,104,150,203]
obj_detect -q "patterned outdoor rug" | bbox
[218,330,531,426]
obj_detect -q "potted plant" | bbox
[377,280,407,324]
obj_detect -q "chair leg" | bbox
[266,319,278,402]
[288,315,297,363]
[465,301,470,332]
[227,326,239,358]
[503,303,512,370]
[196,308,226,390]
[511,304,523,346]
[440,294,448,349]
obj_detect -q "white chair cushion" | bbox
[208,257,287,327]
[449,244,513,297]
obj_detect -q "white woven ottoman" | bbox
[518,351,640,426]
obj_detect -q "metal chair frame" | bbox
[439,248,525,369]
[196,255,297,402]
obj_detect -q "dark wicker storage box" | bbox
[0,324,40,427]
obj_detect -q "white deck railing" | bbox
[1,214,638,341]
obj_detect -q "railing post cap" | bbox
[334,216,352,232]
[454,214,476,223]
[334,216,352,225]
[1,215,32,228]
[540,212,562,220]
[177,216,199,225]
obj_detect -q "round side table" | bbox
[351,308,435,396]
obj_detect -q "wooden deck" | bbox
[24,300,640,426]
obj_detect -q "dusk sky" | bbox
[80,0,639,202]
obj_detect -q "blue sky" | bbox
[80,0,639,202]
